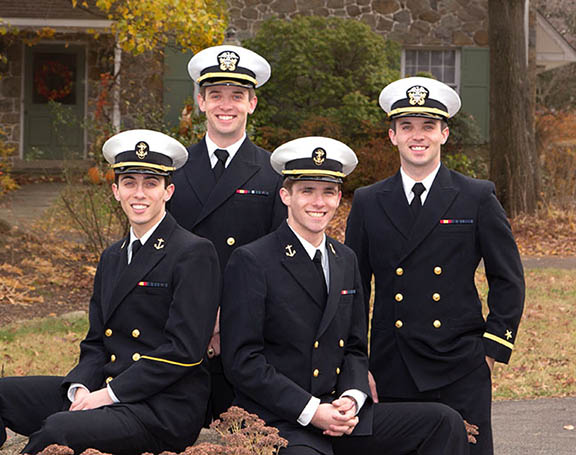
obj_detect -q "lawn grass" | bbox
[478,268,576,400]
[0,315,87,377]
[0,268,574,401]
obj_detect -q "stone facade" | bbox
[228,0,489,47]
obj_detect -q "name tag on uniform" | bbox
[235,189,270,196]
[440,219,474,224]
[138,281,169,288]
[341,289,356,295]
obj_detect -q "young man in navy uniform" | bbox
[345,77,525,454]
[169,45,286,421]
[0,130,220,454]
[221,136,470,455]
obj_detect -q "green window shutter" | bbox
[163,47,195,129]
[460,47,490,142]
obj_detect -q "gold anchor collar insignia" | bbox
[329,243,336,255]
[407,85,429,106]
[285,244,296,257]
[218,50,239,71]
[121,240,127,249]
[154,238,165,250]
[135,141,149,159]
[312,148,326,166]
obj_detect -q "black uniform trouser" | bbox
[280,401,469,455]
[0,376,164,455]
[205,356,235,423]
[381,361,492,455]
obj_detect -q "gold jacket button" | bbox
[433,320,442,328]
[313,369,319,378]
[336,367,341,375]
[110,354,116,363]
[226,237,236,246]
[132,353,141,361]
[314,341,319,349]
[339,339,345,348]
[395,320,403,329]
[105,376,113,384]
[434,266,442,275]
[331,390,336,395]
[105,328,112,337]
[395,267,404,276]
[432,293,441,302]
[132,329,140,338]
[395,293,403,302]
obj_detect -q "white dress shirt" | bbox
[400,163,441,206]
[205,133,246,169]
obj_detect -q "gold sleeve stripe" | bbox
[140,355,203,367]
[483,333,514,350]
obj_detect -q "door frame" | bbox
[19,40,89,160]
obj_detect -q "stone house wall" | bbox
[228,0,490,47]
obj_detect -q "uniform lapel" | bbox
[193,138,261,228]
[376,171,412,240]
[183,139,215,207]
[316,239,343,338]
[103,214,176,322]
[400,165,459,261]
[278,223,326,309]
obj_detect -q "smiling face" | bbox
[280,180,342,247]
[389,117,449,180]
[197,85,258,148]
[112,173,174,238]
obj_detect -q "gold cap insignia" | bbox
[135,141,149,159]
[285,244,296,257]
[407,85,429,106]
[312,148,326,166]
[154,238,165,250]
[218,51,239,72]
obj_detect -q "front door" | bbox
[23,44,86,160]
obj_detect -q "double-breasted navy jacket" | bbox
[169,136,286,271]
[63,213,220,451]
[346,165,525,396]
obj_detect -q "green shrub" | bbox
[244,16,400,144]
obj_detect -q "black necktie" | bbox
[313,249,328,301]
[213,149,229,181]
[410,182,426,220]
[130,239,142,263]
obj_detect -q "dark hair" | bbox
[281,177,342,192]
[199,85,256,100]
[114,173,172,188]
[389,118,448,132]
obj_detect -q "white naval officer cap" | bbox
[271,136,358,184]
[103,129,188,176]
[187,44,271,89]
[379,76,461,121]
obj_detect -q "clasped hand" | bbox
[69,388,113,411]
[311,397,359,437]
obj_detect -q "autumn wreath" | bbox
[34,60,74,101]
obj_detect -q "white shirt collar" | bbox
[400,163,441,205]
[205,133,246,168]
[128,213,166,263]
[287,222,329,287]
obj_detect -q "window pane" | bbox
[431,51,443,66]
[417,50,430,67]
[444,50,455,65]
[405,50,417,66]
[431,66,443,80]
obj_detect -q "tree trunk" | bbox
[488,0,539,216]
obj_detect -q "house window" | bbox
[402,49,460,92]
